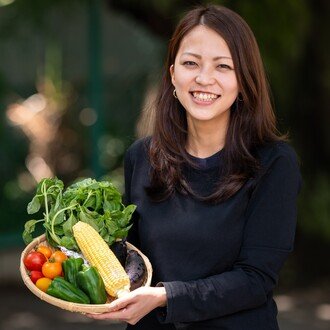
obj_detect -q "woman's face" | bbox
[170,25,238,126]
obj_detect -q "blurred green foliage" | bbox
[0,0,329,283]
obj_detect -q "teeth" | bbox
[192,92,219,101]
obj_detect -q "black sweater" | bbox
[124,137,302,330]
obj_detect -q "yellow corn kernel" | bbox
[72,221,130,298]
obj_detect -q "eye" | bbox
[218,64,233,70]
[183,61,197,67]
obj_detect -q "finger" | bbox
[85,311,123,320]
[108,295,135,311]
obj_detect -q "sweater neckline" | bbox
[187,149,223,170]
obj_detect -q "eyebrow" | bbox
[181,52,232,60]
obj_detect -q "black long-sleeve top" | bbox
[124,137,302,330]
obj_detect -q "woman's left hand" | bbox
[85,286,167,325]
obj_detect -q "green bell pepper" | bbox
[77,265,107,304]
[62,257,84,287]
[47,277,90,304]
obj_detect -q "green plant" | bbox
[23,177,136,249]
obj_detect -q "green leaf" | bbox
[48,231,61,245]
[62,213,77,237]
[53,209,66,225]
[107,235,116,246]
[103,199,120,212]
[22,231,33,244]
[79,211,99,232]
[84,194,96,209]
[99,227,107,238]
[118,204,136,227]
[60,236,78,250]
[27,196,41,214]
[114,224,133,238]
[102,234,110,244]
[105,218,119,234]
[46,230,59,247]
[24,219,38,233]
[54,225,64,236]
[43,222,61,245]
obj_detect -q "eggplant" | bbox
[110,239,127,267]
[125,250,146,290]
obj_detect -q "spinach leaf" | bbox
[23,177,137,251]
[27,197,41,215]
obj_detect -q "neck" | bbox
[186,115,229,158]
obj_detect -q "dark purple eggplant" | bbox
[125,250,146,290]
[110,239,127,267]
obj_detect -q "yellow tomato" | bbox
[36,277,52,292]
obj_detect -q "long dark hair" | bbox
[145,5,284,203]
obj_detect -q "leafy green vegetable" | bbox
[22,177,136,250]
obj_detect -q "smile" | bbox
[190,91,220,103]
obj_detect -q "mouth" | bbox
[190,91,221,104]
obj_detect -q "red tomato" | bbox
[24,251,47,271]
[29,270,43,284]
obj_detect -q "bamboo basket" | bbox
[20,234,152,314]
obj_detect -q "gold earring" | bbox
[173,89,178,99]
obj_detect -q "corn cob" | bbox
[72,221,130,298]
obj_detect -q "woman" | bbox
[88,5,301,329]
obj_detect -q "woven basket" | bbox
[20,234,153,314]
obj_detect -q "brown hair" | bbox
[145,5,284,203]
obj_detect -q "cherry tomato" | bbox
[36,277,52,292]
[37,245,52,259]
[50,251,67,264]
[24,251,47,271]
[29,270,43,284]
[42,261,62,279]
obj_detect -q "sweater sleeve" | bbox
[157,147,302,324]
[124,147,140,248]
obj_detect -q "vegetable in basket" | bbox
[125,250,147,290]
[110,239,128,267]
[72,221,130,298]
[22,177,136,250]
[77,265,107,304]
[46,277,90,304]
[62,257,84,287]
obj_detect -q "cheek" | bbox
[220,75,238,93]
[173,68,193,88]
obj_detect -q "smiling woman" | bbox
[86,5,302,330]
[170,25,238,155]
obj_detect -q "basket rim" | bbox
[20,234,153,314]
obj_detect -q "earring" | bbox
[173,89,178,99]
[237,93,243,102]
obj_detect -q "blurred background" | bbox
[0,0,329,329]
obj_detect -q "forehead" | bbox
[176,25,232,59]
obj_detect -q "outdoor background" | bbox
[0,0,329,329]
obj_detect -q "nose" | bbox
[195,67,216,85]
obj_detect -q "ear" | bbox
[170,64,175,85]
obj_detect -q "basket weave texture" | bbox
[20,234,153,314]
